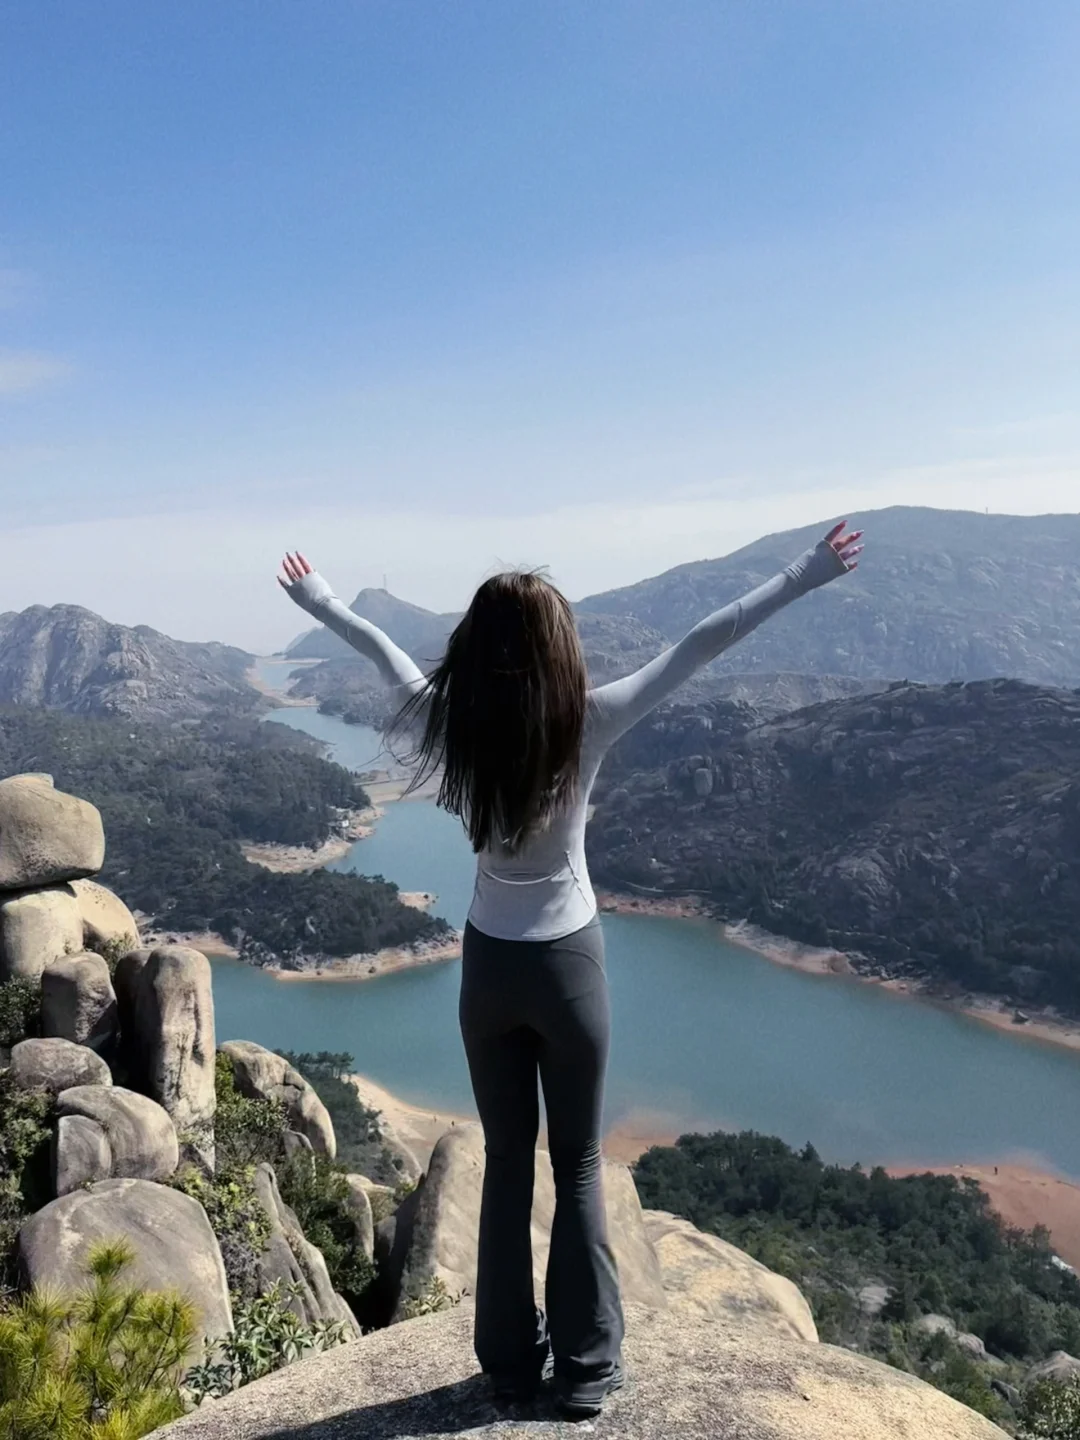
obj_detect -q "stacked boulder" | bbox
[0,772,357,1356]
[0,772,123,988]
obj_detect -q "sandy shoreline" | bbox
[239,806,379,873]
[138,925,241,959]
[346,1070,681,1170]
[247,660,320,707]
[266,932,462,983]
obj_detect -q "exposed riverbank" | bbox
[139,924,241,959]
[598,887,1080,1056]
[347,1070,680,1170]
[265,931,462,983]
[239,806,378,872]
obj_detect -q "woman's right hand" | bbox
[277,552,335,614]
[824,522,863,571]
[785,521,865,593]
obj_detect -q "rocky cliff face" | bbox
[589,678,1080,1010]
[0,604,258,719]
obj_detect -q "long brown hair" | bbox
[393,571,587,853]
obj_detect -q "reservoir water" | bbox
[214,662,1080,1175]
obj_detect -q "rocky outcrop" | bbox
[0,774,105,891]
[383,1124,664,1321]
[643,1209,817,1342]
[913,1313,994,1363]
[1026,1349,1080,1384]
[252,1163,361,1337]
[9,1036,111,1092]
[155,1299,1010,1440]
[0,882,84,981]
[120,946,216,1163]
[0,603,258,720]
[221,1041,335,1159]
[342,1175,376,1263]
[16,1178,233,1355]
[56,1084,179,1182]
[345,1077,425,1182]
[54,1112,112,1195]
[70,877,140,952]
[41,951,118,1051]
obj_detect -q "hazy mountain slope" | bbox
[577,507,1080,685]
[285,509,1080,707]
[287,588,459,662]
[0,604,259,720]
[588,678,1080,1010]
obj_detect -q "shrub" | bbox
[278,1153,376,1306]
[169,1165,272,1301]
[275,1050,400,1183]
[1019,1375,1080,1439]
[85,935,137,975]
[184,1282,346,1401]
[0,1239,196,1440]
[0,977,41,1048]
[0,1075,54,1287]
[400,1275,455,1321]
[212,1054,288,1172]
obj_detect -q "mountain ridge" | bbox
[283,507,1080,719]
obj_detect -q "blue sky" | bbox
[2,2,1078,650]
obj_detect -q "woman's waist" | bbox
[469,851,596,941]
[475,841,588,887]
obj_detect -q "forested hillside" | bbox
[589,678,1080,1011]
[635,1130,1080,1427]
[0,709,446,963]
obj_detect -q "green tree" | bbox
[0,1240,196,1440]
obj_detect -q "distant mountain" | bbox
[287,588,458,663]
[0,604,259,720]
[577,507,1080,686]
[288,509,1080,706]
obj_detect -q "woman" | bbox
[278,520,862,1415]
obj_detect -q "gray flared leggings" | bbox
[459,915,625,1384]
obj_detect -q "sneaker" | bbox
[489,1351,553,1404]
[554,1361,625,1418]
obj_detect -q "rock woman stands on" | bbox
[278,521,863,1416]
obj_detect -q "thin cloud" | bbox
[0,351,70,395]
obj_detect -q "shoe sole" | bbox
[555,1370,625,1418]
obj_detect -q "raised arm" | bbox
[587,523,863,748]
[277,552,429,703]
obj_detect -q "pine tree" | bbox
[0,1239,197,1440]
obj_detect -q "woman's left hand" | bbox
[277,552,335,613]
